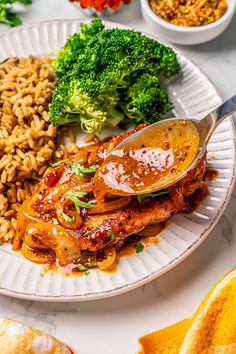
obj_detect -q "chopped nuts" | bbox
[149,0,227,27]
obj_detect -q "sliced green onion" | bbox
[52,159,68,167]
[137,191,169,202]
[77,263,88,271]
[136,242,144,253]
[88,261,97,267]
[67,192,95,214]
[76,263,91,276]
[70,192,88,197]
[58,206,75,223]
[71,162,97,177]
[108,230,116,240]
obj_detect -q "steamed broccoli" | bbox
[49,19,181,133]
[50,75,124,133]
[120,73,172,124]
[53,19,105,77]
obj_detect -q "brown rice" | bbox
[0,57,78,243]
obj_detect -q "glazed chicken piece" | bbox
[69,155,207,252]
[70,198,178,252]
[13,125,208,267]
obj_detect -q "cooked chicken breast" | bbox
[14,125,208,266]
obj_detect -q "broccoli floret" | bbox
[120,73,172,124]
[50,20,181,133]
[53,19,105,77]
[79,19,104,41]
[49,75,123,134]
[71,28,180,79]
[49,78,106,133]
[159,47,181,78]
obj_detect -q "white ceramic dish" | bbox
[141,0,235,45]
[0,20,235,302]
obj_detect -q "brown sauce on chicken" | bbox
[13,124,209,274]
[94,120,200,202]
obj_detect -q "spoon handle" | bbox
[199,95,236,145]
[213,95,236,125]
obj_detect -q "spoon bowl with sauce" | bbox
[94,95,236,201]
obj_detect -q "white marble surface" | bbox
[0,1,236,353]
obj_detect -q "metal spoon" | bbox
[97,95,236,196]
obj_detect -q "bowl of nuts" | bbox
[140,0,235,45]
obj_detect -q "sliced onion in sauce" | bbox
[56,200,83,230]
[88,197,131,214]
[21,243,52,264]
[97,247,117,270]
[24,232,48,249]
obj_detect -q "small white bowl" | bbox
[141,0,235,45]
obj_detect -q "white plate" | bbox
[0,20,235,302]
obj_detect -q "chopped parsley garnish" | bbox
[88,261,97,267]
[108,230,116,240]
[71,162,97,177]
[84,271,90,276]
[52,159,68,167]
[135,242,144,253]
[67,192,95,213]
[58,206,75,223]
[137,191,169,202]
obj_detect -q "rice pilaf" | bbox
[0,57,77,242]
